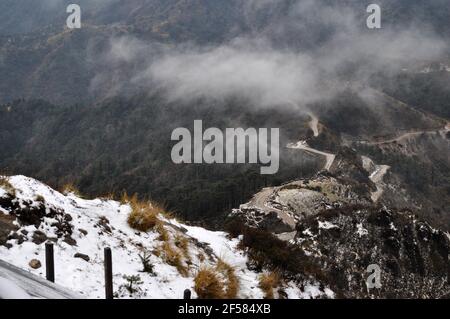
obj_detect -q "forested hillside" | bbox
[0,96,321,224]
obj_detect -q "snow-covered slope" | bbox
[0,175,329,299]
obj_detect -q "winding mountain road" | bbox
[248,188,297,229]
[369,164,390,202]
[364,124,449,145]
[287,112,336,171]
[247,112,448,218]
[287,140,336,171]
[244,112,336,226]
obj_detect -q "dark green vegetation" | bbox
[2,81,448,229]
[0,96,322,224]
[0,1,449,300]
[313,88,446,139]
[373,70,450,119]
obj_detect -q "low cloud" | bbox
[91,0,448,109]
[141,40,323,107]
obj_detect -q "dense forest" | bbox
[0,95,322,225]
[1,71,449,227]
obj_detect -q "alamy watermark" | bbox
[64,4,380,30]
[171,120,279,175]
[366,264,382,289]
[66,4,81,29]
[367,4,381,29]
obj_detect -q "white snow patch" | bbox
[390,222,398,231]
[302,228,313,237]
[356,223,368,237]
[318,221,338,230]
[286,282,332,299]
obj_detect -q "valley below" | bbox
[0,0,450,300]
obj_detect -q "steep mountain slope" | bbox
[0,90,447,229]
[293,205,450,298]
[313,88,446,139]
[1,0,449,105]
[231,169,450,298]
[2,1,449,39]
[373,68,450,120]
[2,174,448,299]
[0,97,320,223]
[0,175,332,299]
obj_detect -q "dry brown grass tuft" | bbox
[158,242,188,277]
[193,260,239,299]
[0,176,15,196]
[120,192,136,205]
[123,194,171,232]
[155,220,170,241]
[216,259,239,299]
[127,201,158,232]
[194,267,225,299]
[61,182,82,197]
[126,197,168,232]
[258,272,280,299]
[174,234,190,259]
[100,192,117,201]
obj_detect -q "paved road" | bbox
[366,125,449,145]
[249,110,447,220]
[287,141,336,171]
[369,165,390,202]
[248,188,297,229]
[0,259,80,299]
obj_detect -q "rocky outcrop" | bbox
[231,172,372,234]
[295,206,450,298]
[0,194,76,247]
[230,169,450,298]
[0,212,18,248]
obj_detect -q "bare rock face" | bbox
[29,259,42,269]
[0,186,77,248]
[0,212,18,247]
[231,172,372,234]
[230,170,450,298]
[230,206,295,234]
[32,231,48,245]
